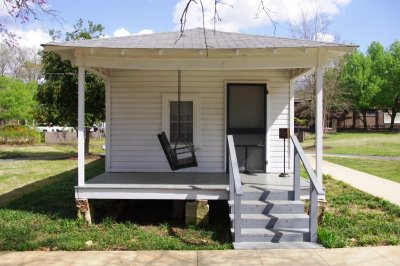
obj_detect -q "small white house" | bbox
[43,28,356,246]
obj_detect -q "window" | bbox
[162,93,201,147]
[170,101,193,143]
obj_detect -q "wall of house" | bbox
[108,69,290,173]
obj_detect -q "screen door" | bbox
[227,84,266,173]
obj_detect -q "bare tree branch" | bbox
[1,0,60,46]
[175,0,209,56]
[255,0,277,36]
[176,0,278,54]
[199,0,209,56]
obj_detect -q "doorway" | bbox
[227,83,267,173]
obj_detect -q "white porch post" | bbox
[78,66,85,186]
[315,66,323,185]
[289,79,295,172]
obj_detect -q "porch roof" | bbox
[42,28,358,73]
[43,27,357,50]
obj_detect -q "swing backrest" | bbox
[157,131,178,168]
[157,131,198,171]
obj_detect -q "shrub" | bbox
[0,125,41,145]
[294,117,308,127]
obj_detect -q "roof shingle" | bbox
[43,28,356,50]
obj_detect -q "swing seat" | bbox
[157,132,198,171]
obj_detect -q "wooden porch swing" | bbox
[157,70,198,171]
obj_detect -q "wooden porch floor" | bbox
[76,172,309,200]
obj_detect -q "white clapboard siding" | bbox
[267,75,290,173]
[109,69,290,173]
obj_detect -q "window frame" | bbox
[162,93,201,147]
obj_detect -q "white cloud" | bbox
[137,29,154,35]
[13,28,52,49]
[0,1,9,16]
[113,28,154,37]
[113,27,131,37]
[316,32,335,42]
[173,0,351,32]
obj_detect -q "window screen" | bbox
[170,101,193,143]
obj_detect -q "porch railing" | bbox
[227,135,243,242]
[291,134,325,242]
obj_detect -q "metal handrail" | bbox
[227,135,243,195]
[290,134,324,243]
[291,135,324,195]
[227,135,243,242]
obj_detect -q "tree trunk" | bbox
[389,108,397,132]
[362,110,368,131]
[352,110,356,128]
[85,127,90,155]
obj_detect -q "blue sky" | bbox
[3,0,400,52]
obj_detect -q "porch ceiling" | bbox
[44,47,353,71]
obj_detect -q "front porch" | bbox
[75,172,309,201]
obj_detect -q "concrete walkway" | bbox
[307,155,400,206]
[318,153,400,161]
[0,246,399,265]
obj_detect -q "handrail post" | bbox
[293,145,300,201]
[229,155,234,200]
[227,135,243,243]
[309,182,318,242]
[291,134,324,243]
[234,193,242,242]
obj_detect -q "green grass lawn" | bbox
[0,158,231,251]
[0,159,81,206]
[318,175,400,248]
[1,143,399,250]
[324,157,400,183]
[303,132,400,157]
[0,138,105,159]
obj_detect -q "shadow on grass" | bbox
[0,151,77,160]
[113,199,231,245]
[0,158,232,250]
[2,158,105,219]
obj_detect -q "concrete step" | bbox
[242,190,293,201]
[229,213,309,229]
[229,200,305,214]
[233,241,323,249]
[231,228,310,242]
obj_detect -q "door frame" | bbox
[225,82,268,173]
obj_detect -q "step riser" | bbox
[242,191,293,201]
[237,218,309,229]
[230,189,311,245]
[238,233,310,242]
[231,204,305,214]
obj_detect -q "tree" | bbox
[321,62,352,128]
[0,43,41,81]
[0,43,13,76]
[289,8,332,42]
[369,41,400,131]
[0,76,37,122]
[290,7,349,129]
[36,19,105,154]
[1,0,57,45]
[295,61,351,129]
[339,50,379,130]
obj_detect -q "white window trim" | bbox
[162,93,202,148]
